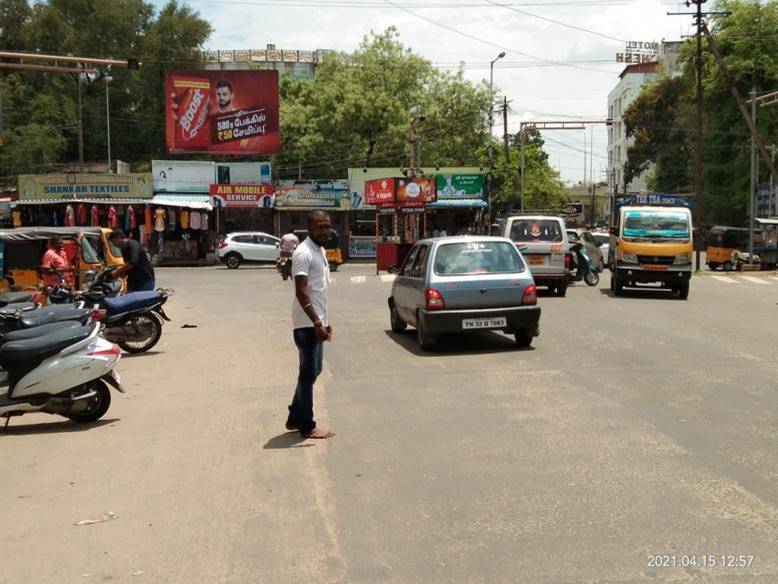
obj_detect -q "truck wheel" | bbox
[678,282,689,300]
[708,262,719,271]
[613,273,624,296]
[515,330,533,348]
[723,262,733,272]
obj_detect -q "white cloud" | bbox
[186,0,688,182]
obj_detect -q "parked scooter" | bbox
[0,290,44,308]
[0,303,93,334]
[569,242,599,286]
[0,321,123,426]
[50,267,172,354]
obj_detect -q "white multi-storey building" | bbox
[607,41,682,195]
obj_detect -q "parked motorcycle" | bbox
[0,303,93,334]
[570,242,599,286]
[50,268,173,354]
[0,321,123,426]
[277,252,292,281]
[0,290,44,308]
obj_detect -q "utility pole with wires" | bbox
[502,96,510,164]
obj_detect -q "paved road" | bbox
[2,264,777,583]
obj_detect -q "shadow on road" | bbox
[263,432,314,449]
[1,418,119,436]
[121,350,163,359]
[384,329,533,357]
[598,288,680,300]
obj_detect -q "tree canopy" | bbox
[622,0,778,224]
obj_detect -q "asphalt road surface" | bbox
[2,264,777,583]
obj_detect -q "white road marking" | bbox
[741,276,770,285]
[712,276,738,284]
[380,274,396,283]
[770,276,778,282]
[350,275,367,283]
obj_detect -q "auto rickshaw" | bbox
[293,228,343,271]
[706,226,751,271]
[0,227,124,292]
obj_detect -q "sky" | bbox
[180,0,694,184]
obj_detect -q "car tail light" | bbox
[522,284,537,306]
[565,253,572,270]
[425,289,445,310]
[218,241,229,249]
[91,308,107,321]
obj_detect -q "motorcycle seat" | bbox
[18,306,91,329]
[103,291,162,314]
[0,291,34,305]
[2,321,85,344]
[0,324,92,370]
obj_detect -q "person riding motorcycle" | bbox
[278,232,300,281]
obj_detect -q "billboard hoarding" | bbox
[165,70,280,156]
[364,178,395,206]
[19,173,152,201]
[153,160,215,193]
[395,177,436,206]
[210,184,275,208]
[435,173,484,199]
[274,180,350,209]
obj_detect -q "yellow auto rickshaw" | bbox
[705,226,760,271]
[0,226,124,292]
[293,229,343,271]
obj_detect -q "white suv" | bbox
[218,232,281,269]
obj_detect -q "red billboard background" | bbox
[165,70,280,156]
[395,177,436,206]
[365,178,395,205]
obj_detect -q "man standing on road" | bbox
[286,210,335,439]
[109,229,156,292]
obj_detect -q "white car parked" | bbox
[218,232,281,269]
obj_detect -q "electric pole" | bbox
[693,0,704,272]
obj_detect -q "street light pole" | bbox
[488,52,505,227]
[105,73,112,172]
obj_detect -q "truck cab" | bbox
[610,204,693,299]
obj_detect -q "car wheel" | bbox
[678,282,689,300]
[416,314,436,351]
[708,262,719,271]
[515,330,533,348]
[613,272,624,296]
[390,303,407,333]
[225,253,242,269]
[723,261,733,272]
[556,283,568,297]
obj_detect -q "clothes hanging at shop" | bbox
[108,206,119,229]
[125,206,137,232]
[190,210,202,230]
[144,207,152,234]
[12,210,22,228]
[168,208,176,228]
[180,210,190,230]
[64,205,75,227]
[91,206,100,227]
[154,208,166,232]
[77,203,87,226]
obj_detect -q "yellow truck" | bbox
[609,195,694,299]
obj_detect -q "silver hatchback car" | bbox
[388,236,541,350]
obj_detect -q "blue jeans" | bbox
[128,279,155,293]
[287,327,323,434]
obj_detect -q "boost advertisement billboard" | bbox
[395,177,436,207]
[165,70,280,156]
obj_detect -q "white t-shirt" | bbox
[292,237,330,330]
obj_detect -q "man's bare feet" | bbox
[302,428,335,439]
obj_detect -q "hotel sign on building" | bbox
[616,41,658,64]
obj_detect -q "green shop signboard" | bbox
[435,173,484,199]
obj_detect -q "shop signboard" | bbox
[348,236,377,258]
[395,177,436,207]
[364,178,395,206]
[18,173,152,201]
[153,160,215,193]
[215,162,271,185]
[165,70,280,155]
[274,180,350,209]
[435,173,484,199]
[210,184,275,208]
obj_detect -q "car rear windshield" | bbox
[434,241,525,275]
[510,219,563,243]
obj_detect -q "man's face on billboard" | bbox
[216,86,232,109]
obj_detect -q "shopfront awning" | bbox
[151,194,213,211]
[427,198,487,209]
[12,198,151,206]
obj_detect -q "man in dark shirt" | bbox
[109,229,156,292]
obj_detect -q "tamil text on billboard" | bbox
[364,178,395,206]
[435,173,484,199]
[165,70,280,155]
[19,173,152,201]
[274,180,350,209]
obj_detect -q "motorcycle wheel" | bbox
[584,270,599,286]
[117,313,163,354]
[66,380,111,423]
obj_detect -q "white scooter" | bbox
[0,322,124,427]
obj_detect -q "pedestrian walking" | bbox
[286,210,335,439]
[109,229,156,292]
